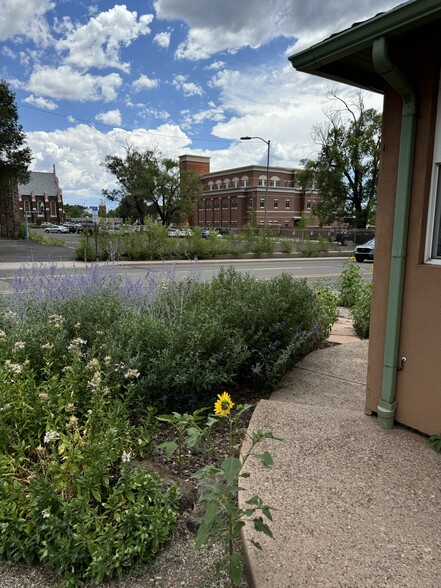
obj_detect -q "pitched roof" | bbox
[18,172,60,197]
[289,0,441,93]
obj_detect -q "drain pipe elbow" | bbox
[372,37,417,429]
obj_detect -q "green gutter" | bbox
[290,0,441,74]
[372,36,417,429]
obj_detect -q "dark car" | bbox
[335,228,375,246]
[63,222,82,233]
[354,238,375,262]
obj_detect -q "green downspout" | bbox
[372,37,418,429]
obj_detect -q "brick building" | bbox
[179,154,319,233]
[18,166,64,225]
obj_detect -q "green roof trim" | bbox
[289,0,441,93]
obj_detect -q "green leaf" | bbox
[156,414,175,423]
[253,516,274,538]
[157,440,177,458]
[228,552,243,586]
[250,538,262,550]
[186,427,202,448]
[91,489,101,503]
[206,416,218,428]
[254,451,274,468]
[240,472,250,478]
[262,505,273,521]
[429,435,441,452]
[222,457,241,486]
[195,501,218,549]
[204,500,218,523]
[126,489,136,503]
[245,495,260,506]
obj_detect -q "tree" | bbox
[0,80,32,185]
[101,147,202,225]
[298,91,381,228]
[63,204,89,218]
[0,79,33,238]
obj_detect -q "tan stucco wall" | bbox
[365,26,441,434]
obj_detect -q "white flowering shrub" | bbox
[0,341,178,587]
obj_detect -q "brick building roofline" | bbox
[201,164,303,179]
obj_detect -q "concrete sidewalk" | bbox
[240,331,441,587]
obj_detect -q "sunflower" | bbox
[214,392,234,416]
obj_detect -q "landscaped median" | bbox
[74,220,350,262]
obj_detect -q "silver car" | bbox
[44,225,69,234]
[354,238,375,262]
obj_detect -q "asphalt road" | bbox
[0,234,77,263]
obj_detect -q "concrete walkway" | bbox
[240,318,441,587]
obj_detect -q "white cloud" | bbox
[132,74,159,91]
[154,0,402,60]
[154,31,171,49]
[56,5,154,72]
[95,109,122,126]
[26,124,192,205]
[0,0,54,44]
[172,74,203,96]
[180,105,225,129]
[27,66,122,102]
[2,46,16,59]
[208,63,384,169]
[205,60,226,70]
[23,94,58,110]
[136,107,171,121]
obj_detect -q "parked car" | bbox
[167,227,193,237]
[44,225,69,234]
[178,228,193,237]
[354,238,375,262]
[62,222,82,233]
[335,228,375,246]
[201,229,224,238]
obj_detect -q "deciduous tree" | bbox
[102,147,202,225]
[298,91,381,228]
[0,79,33,237]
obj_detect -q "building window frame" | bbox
[273,199,279,209]
[426,74,441,264]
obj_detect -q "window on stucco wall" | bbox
[426,74,441,263]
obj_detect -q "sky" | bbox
[0,0,403,208]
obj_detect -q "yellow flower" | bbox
[214,392,234,416]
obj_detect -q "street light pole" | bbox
[240,136,271,226]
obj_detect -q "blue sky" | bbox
[0,0,402,207]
